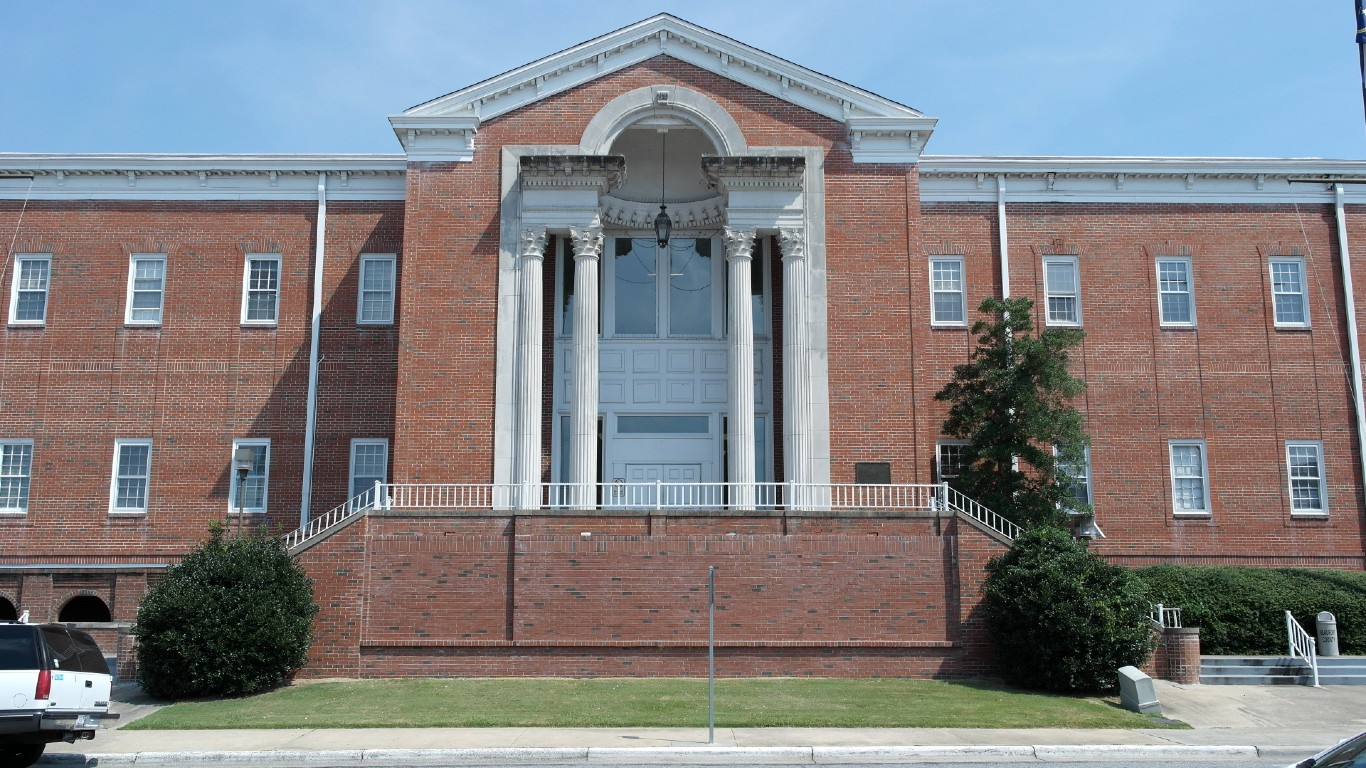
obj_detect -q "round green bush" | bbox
[984,526,1155,692]
[134,527,319,699]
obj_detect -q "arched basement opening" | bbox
[0,596,16,621]
[58,595,111,623]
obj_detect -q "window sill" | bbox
[1290,511,1329,518]
[0,511,28,517]
[7,322,46,329]
[357,320,395,327]
[240,322,279,329]
[1159,323,1196,330]
[108,511,148,517]
[1273,324,1312,331]
[123,323,162,329]
[930,322,968,329]
[1172,511,1212,519]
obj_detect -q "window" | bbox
[357,254,396,325]
[607,237,720,338]
[110,439,152,514]
[241,254,281,324]
[9,255,50,325]
[936,441,970,485]
[1042,256,1081,326]
[125,254,166,325]
[1054,445,1092,510]
[1286,441,1327,515]
[1168,440,1210,515]
[929,257,966,325]
[229,439,270,514]
[0,441,33,514]
[1269,258,1308,327]
[350,439,388,502]
[1156,257,1194,326]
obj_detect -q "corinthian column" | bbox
[724,227,757,510]
[569,219,604,509]
[515,228,547,510]
[779,227,810,510]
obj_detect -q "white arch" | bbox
[579,85,749,157]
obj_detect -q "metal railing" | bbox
[1286,610,1321,687]
[1150,603,1182,628]
[283,481,1017,551]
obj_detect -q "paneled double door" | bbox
[606,432,719,509]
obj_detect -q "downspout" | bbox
[997,174,1010,298]
[300,172,328,528]
[1333,184,1366,508]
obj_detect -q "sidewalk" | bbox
[38,680,1366,764]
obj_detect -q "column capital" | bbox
[778,227,806,262]
[570,219,604,260]
[520,228,547,260]
[723,227,756,262]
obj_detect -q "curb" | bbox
[40,743,1287,765]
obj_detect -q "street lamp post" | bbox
[233,447,255,537]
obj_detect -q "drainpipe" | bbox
[1333,184,1366,508]
[300,172,328,529]
[997,175,1010,299]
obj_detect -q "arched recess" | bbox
[0,594,17,621]
[58,594,112,623]
[579,85,748,157]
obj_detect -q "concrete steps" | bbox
[1201,655,1366,685]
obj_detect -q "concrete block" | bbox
[1118,665,1162,714]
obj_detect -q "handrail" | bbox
[282,481,1018,552]
[1286,610,1320,687]
[1150,603,1182,628]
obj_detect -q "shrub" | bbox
[1136,565,1366,655]
[134,526,318,699]
[984,526,1154,692]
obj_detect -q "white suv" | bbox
[0,619,117,768]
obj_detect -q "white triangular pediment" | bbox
[389,14,936,164]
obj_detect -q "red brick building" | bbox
[2,15,1363,677]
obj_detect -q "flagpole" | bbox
[1358,0,1366,141]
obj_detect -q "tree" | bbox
[134,526,318,699]
[934,296,1088,529]
[984,526,1155,692]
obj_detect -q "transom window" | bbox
[606,237,721,338]
[1156,257,1194,326]
[1043,256,1081,326]
[10,254,50,325]
[126,254,166,325]
[241,254,281,325]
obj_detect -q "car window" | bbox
[0,626,42,670]
[68,629,110,674]
[1318,733,1366,768]
[40,626,77,669]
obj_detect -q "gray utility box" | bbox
[1117,666,1162,715]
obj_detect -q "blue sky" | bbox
[3,1,1365,159]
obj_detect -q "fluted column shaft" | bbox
[724,228,757,510]
[569,221,604,509]
[515,228,547,510]
[779,228,810,509]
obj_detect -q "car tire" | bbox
[0,742,45,768]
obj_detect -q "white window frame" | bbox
[228,439,271,515]
[1269,257,1309,328]
[349,438,389,502]
[1168,439,1211,516]
[1042,255,1082,327]
[125,253,167,325]
[1286,440,1328,516]
[110,439,153,515]
[1054,444,1092,510]
[9,254,51,326]
[240,254,281,325]
[935,440,971,485]
[929,256,967,326]
[357,254,396,325]
[0,440,34,515]
[1155,256,1195,327]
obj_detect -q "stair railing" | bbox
[1150,603,1182,628]
[1286,610,1321,687]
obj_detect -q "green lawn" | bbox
[124,678,1182,730]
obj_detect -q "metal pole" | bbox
[708,565,715,745]
[236,471,245,537]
